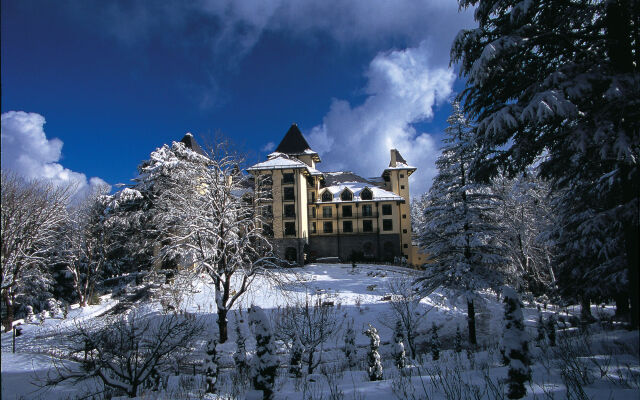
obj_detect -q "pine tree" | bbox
[546,314,556,347]
[344,320,357,369]
[430,322,440,361]
[364,324,383,381]
[452,0,640,328]
[501,287,531,399]
[289,334,303,378]
[393,320,407,370]
[536,313,546,345]
[455,325,462,354]
[204,338,218,393]
[417,102,507,345]
[249,305,278,400]
[234,313,249,379]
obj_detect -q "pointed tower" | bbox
[382,149,416,261]
[180,132,208,157]
[274,124,321,168]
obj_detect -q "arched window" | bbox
[361,187,373,200]
[322,190,333,202]
[341,189,353,201]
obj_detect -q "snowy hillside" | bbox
[2,263,639,399]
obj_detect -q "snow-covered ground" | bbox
[2,263,639,399]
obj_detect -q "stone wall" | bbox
[308,233,401,262]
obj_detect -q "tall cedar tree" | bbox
[140,137,276,342]
[452,0,639,326]
[249,305,278,400]
[417,102,506,345]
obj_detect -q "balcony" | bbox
[312,212,379,220]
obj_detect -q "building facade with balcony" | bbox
[248,124,427,266]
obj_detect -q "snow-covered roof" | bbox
[318,181,403,203]
[384,162,417,171]
[247,155,309,171]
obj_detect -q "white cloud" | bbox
[1,111,110,197]
[307,41,454,196]
[261,141,276,152]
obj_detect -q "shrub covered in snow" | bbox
[204,338,218,393]
[249,305,278,400]
[344,319,357,369]
[393,319,407,370]
[364,324,383,381]
[501,287,531,399]
[430,322,440,361]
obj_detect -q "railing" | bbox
[281,179,295,185]
[282,213,296,219]
[311,213,379,220]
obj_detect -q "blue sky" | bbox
[1,1,474,196]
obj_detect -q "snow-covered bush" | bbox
[546,314,556,347]
[249,305,278,400]
[393,320,407,370]
[501,287,531,399]
[234,312,250,379]
[45,309,204,398]
[364,324,383,381]
[343,319,357,369]
[289,334,303,378]
[455,325,462,353]
[430,322,440,361]
[204,338,218,393]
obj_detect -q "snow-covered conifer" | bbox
[455,325,462,353]
[417,102,507,345]
[249,305,278,400]
[204,338,218,393]
[430,322,440,361]
[344,320,357,369]
[234,313,249,378]
[536,314,546,345]
[364,324,383,381]
[452,0,639,328]
[289,334,303,378]
[546,314,556,347]
[393,320,407,370]
[501,287,531,399]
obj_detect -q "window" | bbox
[363,242,373,256]
[382,204,392,215]
[285,247,297,261]
[322,190,333,202]
[283,173,294,184]
[402,214,406,219]
[322,206,332,218]
[363,220,373,232]
[341,189,353,201]
[260,174,273,186]
[343,221,353,233]
[361,188,373,200]
[311,222,317,234]
[284,222,296,236]
[311,191,316,203]
[283,187,295,201]
[323,221,333,233]
[362,204,373,217]
[342,205,352,217]
[400,185,405,190]
[311,207,316,218]
[403,244,408,248]
[400,174,404,178]
[403,229,407,234]
[383,219,393,231]
[284,204,295,218]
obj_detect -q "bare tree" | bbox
[384,278,431,359]
[62,184,111,307]
[141,136,277,343]
[45,308,204,398]
[1,172,73,330]
[274,295,339,374]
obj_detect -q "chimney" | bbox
[389,149,397,167]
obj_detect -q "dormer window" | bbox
[322,190,333,202]
[361,188,373,201]
[341,189,353,201]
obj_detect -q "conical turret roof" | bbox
[275,124,314,154]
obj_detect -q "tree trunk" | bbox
[615,292,630,318]
[307,348,314,375]
[2,290,14,332]
[580,296,594,322]
[467,299,477,346]
[217,308,228,343]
